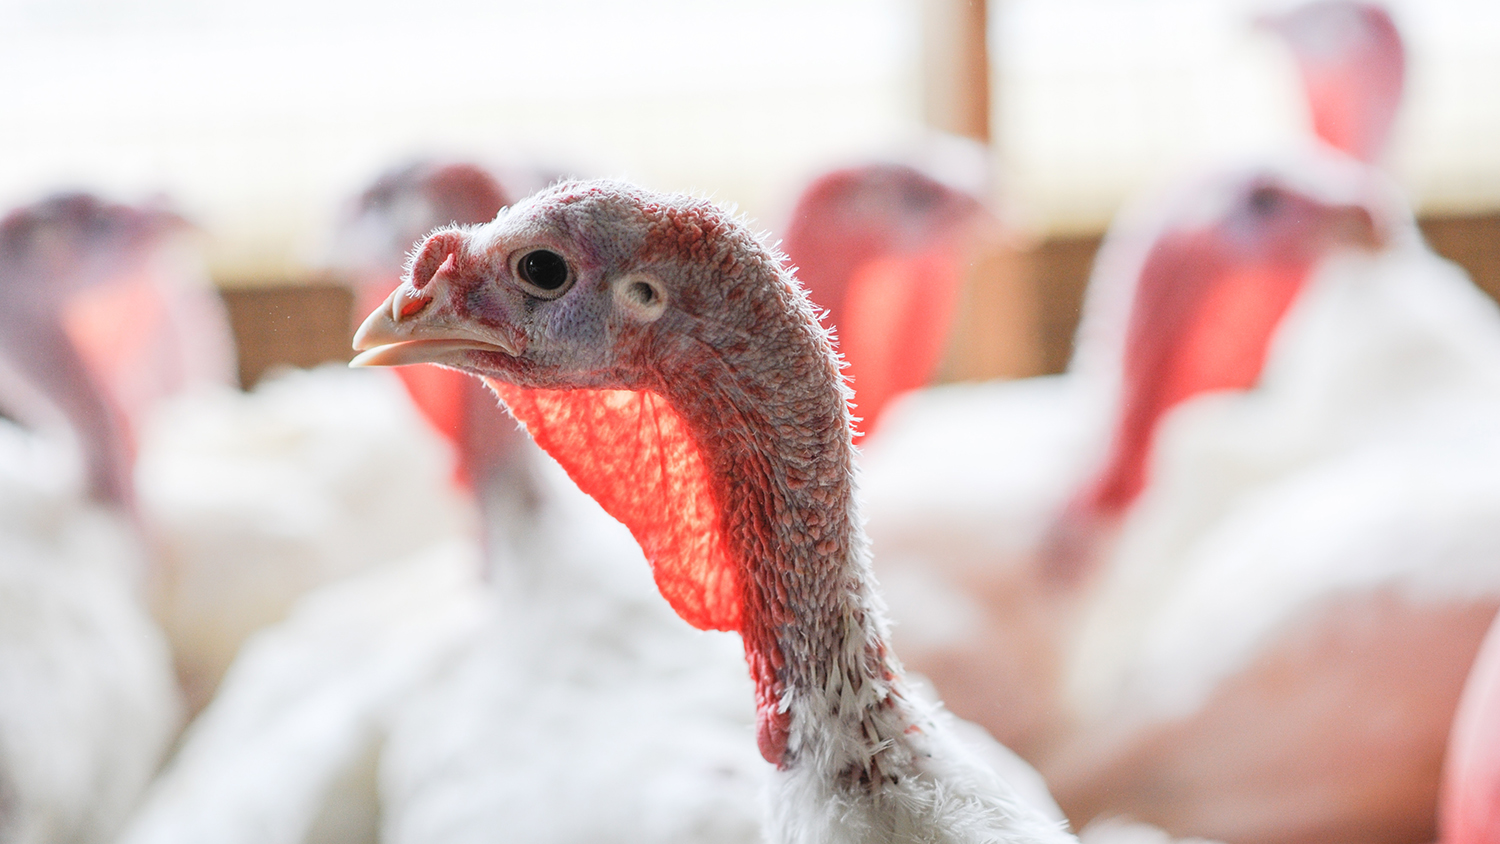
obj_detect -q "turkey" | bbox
[1441,609,1500,844]
[120,163,766,844]
[351,178,1077,844]
[860,0,1423,761]
[1028,152,1500,844]
[90,170,473,709]
[0,187,465,714]
[0,192,229,509]
[351,161,771,844]
[779,156,991,437]
[0,195,183,844]
[136,364,473,709]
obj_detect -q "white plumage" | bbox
[136,364,475,708]
[1067,223,1500,722]
[118,540,486,844]
[378,451,767,844]
[0,419,180,844]
[118,441,771,844]
[860,145,1500,840]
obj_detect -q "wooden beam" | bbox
[922,0,990,141]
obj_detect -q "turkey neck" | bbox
[647,270,916,780]
[464,379,547,586]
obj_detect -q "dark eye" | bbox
[1248,186,1283,216]
[517,249,571,292]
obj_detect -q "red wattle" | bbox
[61,271,177,447]
[394,366,475,489]
[752,647,791,767]
[840,248,964,436]
[1084,262,1306,514]
[484,383,742,632]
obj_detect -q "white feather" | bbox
[0,419,180,844]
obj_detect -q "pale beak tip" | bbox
[349,347,391,368]
[351,306,394,353]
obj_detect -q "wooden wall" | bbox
[921,0,990,143]
[220,283,354,388]
[1421,212,1500,305]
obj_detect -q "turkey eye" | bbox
[517,249,570,292]
[1248,187,1282,216]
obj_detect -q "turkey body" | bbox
[135,364,473,708]
[119,442,769,844]
[1043,229,1500,844]
[0,419,180,844]
[379,453,765,844]
[858,374,1107,756]
[116,539,486,844]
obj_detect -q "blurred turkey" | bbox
[0,192,230,509]
[870,5,1500,841]
[0,195,183,844]
[332,159,532,500]
[1036,155,1500,844]
[0,184,469,713]
[778,144,992,437]
[66,174,472,709]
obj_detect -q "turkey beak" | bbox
[351,251,525,368]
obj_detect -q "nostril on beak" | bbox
[408,231,465,290]
[419,253,456,289]
[391,284,433,323]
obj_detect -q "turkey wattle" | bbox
[780,161,990,438]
